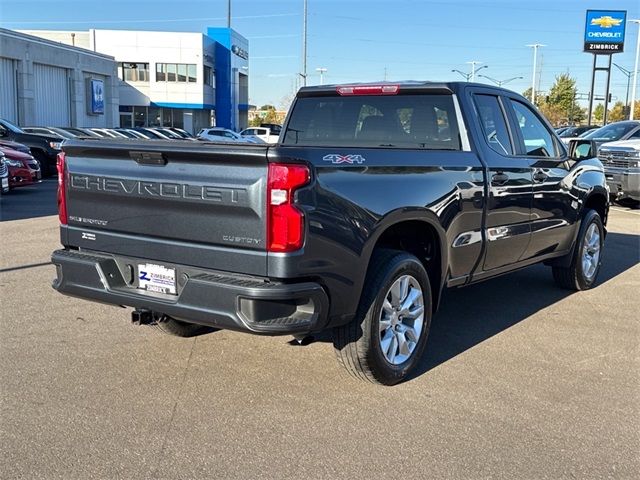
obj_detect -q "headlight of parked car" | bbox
[5,158,24,167]
[49,141,62,150]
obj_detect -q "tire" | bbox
[333,249,432,386]
[153,314,218,338]
[32,150,53,178]
[552,209,604,291]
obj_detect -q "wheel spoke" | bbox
[397,332,410,357]
[399,276,409,304]
[380,330,394,354]
[382,299,395,316]
[386,334,398,362]
[404,325,419,343]
[379,318,392,333]
[400,288,421,313]
[390,280,402,307]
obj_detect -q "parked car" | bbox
[597,139,640,205]
[52,81,609,385]
[0,152,9,194]
[239,126,279,143]
[0,146,41,181]
[149,127,188,140]
[22,126,77,140]
[260,123,282,135]
[555,126,570,135]
[132,127,174,140]
[1,149,34,188]
[59,127,103,138]
[558,125,598,144]
[115,128,150,139]
[167,127,194,138]
[197,127,245,142]
[0,139,31,154]
[0,118,62,176]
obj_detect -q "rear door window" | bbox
[283,94,461,150]
[473,94,513,156]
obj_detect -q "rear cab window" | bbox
[283,93,462,150]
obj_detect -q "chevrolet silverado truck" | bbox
[597,139,640,205]
[52,82,609,385]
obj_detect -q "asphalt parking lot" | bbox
[1,180,639,479]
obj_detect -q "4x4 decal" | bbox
[322,154,366,165]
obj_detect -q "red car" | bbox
[0,146,38,188]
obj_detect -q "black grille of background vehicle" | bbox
[0,160,7,176]
[598,150,635,168]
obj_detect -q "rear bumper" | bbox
[51,249,329,335]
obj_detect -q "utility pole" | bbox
[629,19,640,120]
[526,44,545,105]
[301,0,308,87]
[384,67,387,81]
[227,0,231,28]
[316,67,327,85]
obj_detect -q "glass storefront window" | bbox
[133,106,146,127]
[148,107,161,127]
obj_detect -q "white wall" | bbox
[0,29,118,127]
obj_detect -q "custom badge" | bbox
[322,154,366,165]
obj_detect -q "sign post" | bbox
[584,10,626,124]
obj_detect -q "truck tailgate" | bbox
[61,140,269,276]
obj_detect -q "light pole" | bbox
[451,69,471,81]
[316,67,327,85]
[629,19,640,120]
[613,63,633,114]
[466,61,487,82]
[227,0,231,28]
[301,0,308,87]
[526,43,545,104]
[478,74,524,87]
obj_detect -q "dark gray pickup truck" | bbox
[52,82,609,385]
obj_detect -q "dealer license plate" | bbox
[138,263,176,295]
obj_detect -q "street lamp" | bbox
[613,63,633,114]
[466,61,488,82]
[451,69,471,81]
[316,67,327,85]
[478,74,524,87]
[526,43,546,104]
[629,19,640,120]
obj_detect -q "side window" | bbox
[629,129,640,139]
[474,94,513,155]
[509,100,558,157]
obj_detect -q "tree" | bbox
[593,104,604,124]
[608,101,627,122]
[546,74,583,123]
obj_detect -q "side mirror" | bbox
[569,139,596,161]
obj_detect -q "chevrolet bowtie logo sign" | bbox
[584,9,627,54]
[590,16,623,28]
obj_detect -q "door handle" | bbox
[491,172,509,185]
[533,170,548,183]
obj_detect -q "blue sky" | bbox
[1,0,638,109]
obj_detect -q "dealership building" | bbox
[20,27,250,133]
[0,28,119,128]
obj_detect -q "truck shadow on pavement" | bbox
[410,231,639,381]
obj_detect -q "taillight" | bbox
[56,152,67,225]
[336,84,400,96]
[267,163,310,252]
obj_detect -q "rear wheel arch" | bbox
[362,215,447,314]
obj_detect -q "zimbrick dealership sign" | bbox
[584,10,627,53]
